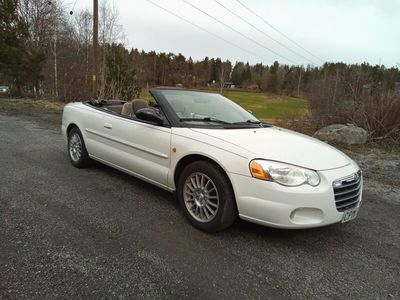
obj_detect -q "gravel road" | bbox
[0,113,399,299]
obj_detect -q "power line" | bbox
[214,0,315,65]
[69,0,78,15]
[183,0,296,64]
[144,0,270,62]
[235,0,324,63]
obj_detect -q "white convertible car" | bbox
[62,88,362,232]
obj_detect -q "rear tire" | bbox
[177,160,237,233]
[67,127,92,168]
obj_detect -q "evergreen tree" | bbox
[267,61,279,93]
[231,62,244,86]
[0,0,45,95]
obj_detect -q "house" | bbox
[223,82,235,88]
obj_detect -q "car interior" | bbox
[101,99,149,117]
[88,98,168,125]
[121,99,149,117]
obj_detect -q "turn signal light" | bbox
[249,160,270,180]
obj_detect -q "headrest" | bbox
[132,99,149,113]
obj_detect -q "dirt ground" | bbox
[0,98,63,130]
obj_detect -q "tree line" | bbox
[1,0,399,139]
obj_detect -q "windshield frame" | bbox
[150,87,264,129]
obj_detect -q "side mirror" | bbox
[136,108,164,125]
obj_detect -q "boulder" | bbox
[313,124,368,145]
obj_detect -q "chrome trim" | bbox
[332,170,362,212]
[85,128,169,159]
[335,190,361,203]
[334,181,361,196]
[333,170,362,187]
[336,197,361,210]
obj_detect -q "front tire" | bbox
[67,127,92,168]
[177,160,237,233]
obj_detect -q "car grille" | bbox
[333,170,362,212]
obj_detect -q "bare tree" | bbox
[218,61,232,93]
[17,0,53,46]
[17,0,53,96]
[74,10,92,86]
[98,0,124,98]
[99,0,124,45]
[297,68,302,97]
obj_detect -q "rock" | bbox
[313,124,368,145]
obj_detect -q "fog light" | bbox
[290,208,323,225]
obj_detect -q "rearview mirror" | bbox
[136,108,164,125]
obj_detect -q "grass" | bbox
[139,89,155,102]
[0,98,64,111]
[222,90,308,120]
[139,88,308,121]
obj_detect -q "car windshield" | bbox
[159,89,260,126]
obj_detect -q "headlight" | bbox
[249,160,320,187]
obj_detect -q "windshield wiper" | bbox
[233,120,274,127]
[179,117,231,125]
[261,121,273,127]
[232,120,262,125]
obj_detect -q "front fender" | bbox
[169,129,252,190]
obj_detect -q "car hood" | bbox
[190,126,352,170]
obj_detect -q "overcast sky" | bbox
[71,0,400,67]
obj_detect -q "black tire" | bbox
[177,160,237,233]
[67,127,92,168]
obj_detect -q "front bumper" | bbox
[229,162,362,229]
[61,124,67,142]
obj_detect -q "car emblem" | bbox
[333,171,360,188]
[343,172,359,184]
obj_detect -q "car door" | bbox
[79,106,110,161]
[101,113,172,188]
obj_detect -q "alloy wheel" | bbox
[183,172,219,223]
[69,133,82,162]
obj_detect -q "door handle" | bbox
[104,123,113,129]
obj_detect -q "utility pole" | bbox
[93,0,99,98]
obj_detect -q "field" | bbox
[139,89,308,120]
[0,89,308,123]
[222,90,308,120]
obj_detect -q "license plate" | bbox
[342,207,359,223]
